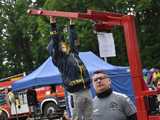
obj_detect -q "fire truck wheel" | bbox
[1,111,8,120]
[43,102,58,117]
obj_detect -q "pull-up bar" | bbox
[27,9,124,28]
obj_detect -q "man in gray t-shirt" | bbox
[92,70,137,120]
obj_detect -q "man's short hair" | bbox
[92,70,111,82]
[92,70,110,78]
[93,70,107,75]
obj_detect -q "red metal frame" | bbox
[28,9,160,120]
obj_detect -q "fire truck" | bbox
[0,74,65,119]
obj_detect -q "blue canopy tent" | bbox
[12,51,134,101]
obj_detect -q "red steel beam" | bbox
[86,10,123,21]
[27,9,80,19]
[142,89,160,96]
[87,10,123,17]
[149,116,160,120]
[28,9,123,25]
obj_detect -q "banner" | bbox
[97,32,116,58]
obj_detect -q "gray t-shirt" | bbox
[92,91,136,120]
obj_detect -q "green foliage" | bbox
[0,0,47,77]
[135,0,160,68]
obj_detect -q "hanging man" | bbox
[47,17,92,120]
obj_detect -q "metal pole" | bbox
[14,102,19,120]
[104,57,107,62]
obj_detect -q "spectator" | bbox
[26,88,38,118]
[5,88,16,107]
[147,68,160,90]
[154,76,160,112]
[91,70,137,120]
[156,78,160,90]
[146,68,160,114]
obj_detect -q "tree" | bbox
[0,0,48,77]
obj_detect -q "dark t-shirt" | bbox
[27,89,37,106]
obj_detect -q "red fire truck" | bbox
[0,74,65,120]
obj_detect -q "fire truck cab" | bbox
[36,85,65,118]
